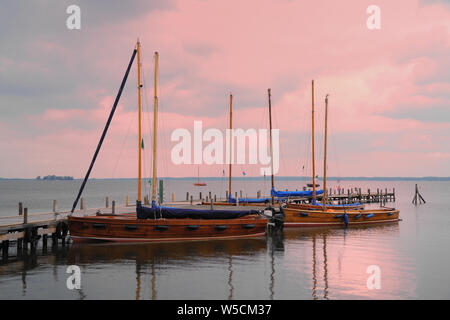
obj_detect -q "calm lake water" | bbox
[0,178,449,299]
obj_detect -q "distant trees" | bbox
[36,175,73,180]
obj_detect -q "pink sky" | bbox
[0,0,449,178]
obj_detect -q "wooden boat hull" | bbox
[283,207,400,228]
[68,214,267,243]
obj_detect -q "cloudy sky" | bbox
[0,0,449,178]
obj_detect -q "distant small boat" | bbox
[194,166,207,186]
[194,182,207,187]
[307,183,320,188]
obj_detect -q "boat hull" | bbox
[283,207,400,228]
[68,214,267,243]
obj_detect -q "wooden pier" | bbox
[0,198,136,263]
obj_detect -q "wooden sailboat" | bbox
[193,166,207,186]
[287,81,362,211]
[68,41,271,242]
[283,90,400,227]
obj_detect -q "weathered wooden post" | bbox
[186,192,189,201]
[126,195,129,206]
[112,200,116,214]
[190,195,193,204]
[19,202,23,216]
[80,197,85,210]
[393,188,396,202]
[106,196,110,208]
[23,208,28,224]
[199,192,202,201]
[412,184,426,205]
[209,192,213,210]
[171,192,175,202]
[214,194,217,202]
[53,200,57,212]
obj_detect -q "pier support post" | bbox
[112,200,116,214]
[393,188,396,202]
[53,200,57,212]
[23,208,28,224]
[171,192,175,202]
[199,192,202,201]
[2,240,9,261]
[209,192,213,210]
[106,196,109,208]
[126,195,129,207]
[190,195,193,204]
[80,198,85,210]
[19,202,23,216]
[186,192,189,201]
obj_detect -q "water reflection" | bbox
[283,223,402,299]
[0,222,410,299]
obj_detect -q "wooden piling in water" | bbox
[412,184,426,205]
[19,202,23,216]
[126,195,129,206]
[23,208,28,224]
[106,196,109,208]
[112,200,116,214]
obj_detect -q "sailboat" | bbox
[68,41,273,242]
[283,87,400,227]
[193,166,207,186]
[286,81,362,211]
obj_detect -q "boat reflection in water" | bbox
[2,220,413,300]
[67,237,274,300]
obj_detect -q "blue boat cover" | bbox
[270,188,324,197]
[137,204,259,220]
[227,194,272,204]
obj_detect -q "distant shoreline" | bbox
[1,176,450,181]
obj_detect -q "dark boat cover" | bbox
[137,204,260,220]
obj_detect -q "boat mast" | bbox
[322,94,329,210]
[151,52,159,205]
[268,88,275,205]
[311,80,316,203]
[137,40,143,204]
[228,93,232,200]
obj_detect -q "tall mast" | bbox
[151,52,159,204]
[228,93,232,200]
[137,40,143,204]
[322,94,329,210]
[311,80,316,203]
[268,88,275,205]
